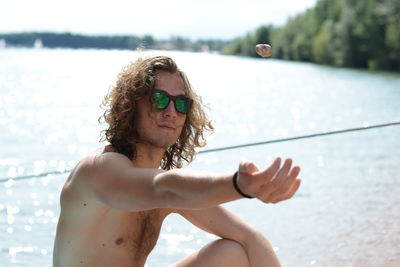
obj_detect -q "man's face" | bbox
[135,71,188,149]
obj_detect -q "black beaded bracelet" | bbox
[232,171,254,199]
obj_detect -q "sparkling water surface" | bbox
[0,48,399,266]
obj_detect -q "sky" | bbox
[0,0,317,40]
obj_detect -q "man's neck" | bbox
[131,143,165,169]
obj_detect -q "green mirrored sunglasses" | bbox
[150,89,193,114]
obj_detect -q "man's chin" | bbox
[140,139,176,151]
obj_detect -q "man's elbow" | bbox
[152,172,181,208]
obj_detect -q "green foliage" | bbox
[222,0,400,71]
[312,20,334,64]
[221,26,273,57]
[2,0,399,71]
[255,26,271,46]
[170,37,187,51]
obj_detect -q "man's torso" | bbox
[53,152,175,267]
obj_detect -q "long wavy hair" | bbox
[99,56,214,170]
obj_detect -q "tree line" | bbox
[2,0,398,71]
[222,0,400,71]
[0,32,228,52]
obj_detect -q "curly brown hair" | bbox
[99,56,214,170]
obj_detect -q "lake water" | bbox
[0,48,399,267]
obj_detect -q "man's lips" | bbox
[158,124,176,130]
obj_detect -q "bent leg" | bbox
[174,239,250,267]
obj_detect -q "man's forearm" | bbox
[242,231,281,267]
[153,169,242,209]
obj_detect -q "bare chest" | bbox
[99,209,169,261]
[55,207,174,267]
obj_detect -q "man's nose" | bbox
[162,101,177,117]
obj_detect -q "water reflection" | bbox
[0,49,399,266]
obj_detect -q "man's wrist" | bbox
[232,171,254,199]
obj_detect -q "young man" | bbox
[53,56,301,267]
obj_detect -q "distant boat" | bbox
[34,38,43,49]
[0,39,6,48]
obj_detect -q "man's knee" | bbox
[175,238,250,267]
[211,239,247,258]
[203,239,250,266]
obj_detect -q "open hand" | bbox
[236,158,301,203]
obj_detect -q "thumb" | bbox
[239,161,259,174]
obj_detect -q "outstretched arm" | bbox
[72,152,300,211]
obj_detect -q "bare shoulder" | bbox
[69,149,132,183]
[61,147,166,211]
[81,148,132,173]
[60,149,132,204]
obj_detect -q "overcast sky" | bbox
[0,0,317,40]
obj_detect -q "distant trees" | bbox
[2,0,398,71]
[0,32,228,52]
[0,32,145,50]
[222,0,400,71]
[222,26,273,57]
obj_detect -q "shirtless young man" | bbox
[53,56,301,267]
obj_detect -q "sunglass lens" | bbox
[152,92,169,109]
[175,97,189,114]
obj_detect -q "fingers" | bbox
[270,178,301,203]
[274,158,293,186]
[263,157,281,179]
[272,165,300,197]
[236,158,279,198]
[255,158,301,203]
[235,157,301,203]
